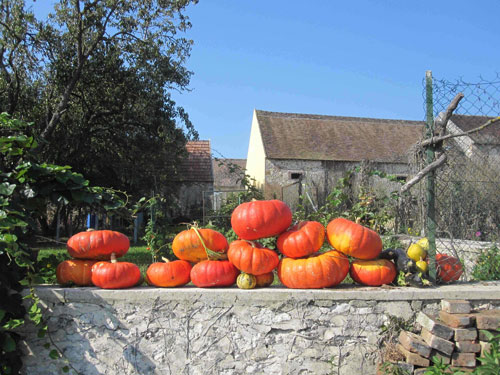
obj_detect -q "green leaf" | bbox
[3,318,24,330]
[0,309,5,322]
[49,349,59,359]
[0,182,16,196]
[2,333,16,352]
[62,366,70,373]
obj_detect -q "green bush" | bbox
[472,245,500,281]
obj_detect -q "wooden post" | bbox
[425,70,437,282]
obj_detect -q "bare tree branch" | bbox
[400,153,447,194]
[420,116,500,148]
[434,92,464,137]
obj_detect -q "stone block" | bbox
[451,352,476,368]
[421,328,455,356]
[480,341,492,356]
[417,312,454,340]
[398,330,432,358]
[478,329,500,342]
[430,349,451,364]
[454,327,477,341]
[439,310,473,328]
[441,300,471,314]
[397,344,430,367]
[455,341,481,353]
[413,368,428,375]
[475,310,500,330]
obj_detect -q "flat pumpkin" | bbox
[326,218,382,260]
[67,229,129,260]
[231,199,292,240]
[227,240,279,275]
[255,272,274,287]
[190,260,239,288]
[277,250,349,289]
[56,259,98,286]
[91,253,141,289]
[277,221,325,258]
[146,258,192,287]
[349,259,397,286]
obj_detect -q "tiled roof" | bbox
[450,115,500,145]
[212,158,246,189]
[176,140,213,182]
[255,110,425,163]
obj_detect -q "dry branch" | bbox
[420,116,500,147]
[434,93,464,137]
[400,153,447,194]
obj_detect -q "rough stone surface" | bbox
[455,341,481,353]
[441,299,471,314]
[416,312,454,340]
[18,283,500,375]
[475,310,500,330]
[421,328,455,355]
[397,344,430,367]
[454,327,478,342]
[439,310,473,328]
[451,352,477,367]
[430,349,451,364]
[398,330,432,358]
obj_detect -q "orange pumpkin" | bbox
[255,272,274,287]
[91,253,141,289]
[146,258,192,287]
[277,221,325,258]
[326,218,382,260]
[349,259,397,286]
[231,199,292,240]
[190,260,240,288]
[56,259,98,286]
[277,250,349,289]
[172,227,228,263]
[227,240,279,275]
[67,230,129,260]
[436,254,463,283]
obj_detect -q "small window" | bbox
[290,172,303,180]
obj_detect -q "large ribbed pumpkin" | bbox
[67,230,129,260]
[227,240,279,275]
[350,259,397,286]
[231,199,292,240]
[56,259,98,286]
[277,221,325,258]
[190,260,240,288]
[91,253,141,289]
[277,250,349,289]
[326,218,382,260]
[172,227,228,263]
[146,258,192,287]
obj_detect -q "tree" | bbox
[0,0,199,201]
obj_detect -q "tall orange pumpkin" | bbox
[277,221,325,258]
[172,227,228,263]
[67,230,129,260]
[227,240,279,275]
[277,250,349,289]
[326,218,382,260]
[231,199,292,240]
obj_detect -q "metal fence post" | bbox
[425,70,437,281]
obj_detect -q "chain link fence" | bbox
[398,73,500,280]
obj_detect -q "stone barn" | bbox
[245,110,425,209]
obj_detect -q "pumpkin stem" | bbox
[110,253,117,263]
[191,226,227,261]
[161,257,170,263]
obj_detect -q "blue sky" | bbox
[32,1,499,159]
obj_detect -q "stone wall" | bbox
[19,283,500,375]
